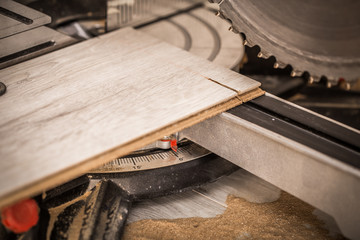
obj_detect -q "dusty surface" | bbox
[123,192,345,240]
[46,190,91,240]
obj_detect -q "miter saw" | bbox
[213,0,360,87]
[0,0,360,239]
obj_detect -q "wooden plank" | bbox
[0,27,263,208]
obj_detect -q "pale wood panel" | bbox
[0,28,261,207]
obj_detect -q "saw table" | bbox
[0,1,360,239]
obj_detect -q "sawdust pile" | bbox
[123,192,345,240]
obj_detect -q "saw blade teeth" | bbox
[257,51,270,59]
[273,61,286,69]
[336,77,352,90]
[290,70,302,77]
[243,38,254,47]
[216,0,360,84]
[308,76,314,84]
[308,75,320,84]
[345,82,351,90]
[228,26,239,34]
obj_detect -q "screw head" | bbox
[0,82,6,96]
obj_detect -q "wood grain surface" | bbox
[0,27,262,208]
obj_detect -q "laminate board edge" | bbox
[0,88,264,208]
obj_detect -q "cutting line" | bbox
[203,76,240,94]
[170,60,241,94]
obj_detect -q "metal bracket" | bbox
[182,94,360,240]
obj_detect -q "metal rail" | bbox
[182,93,360,240]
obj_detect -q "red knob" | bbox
[1,199,39,233]
[170,139,178,152]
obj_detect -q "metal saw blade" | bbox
[213,0,360,85]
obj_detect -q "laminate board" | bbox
[0,27,262,208]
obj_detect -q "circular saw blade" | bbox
[215,0,360,85]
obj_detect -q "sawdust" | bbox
[46,192,89,240]
[46,187,94,240]
[123,192,345,240]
